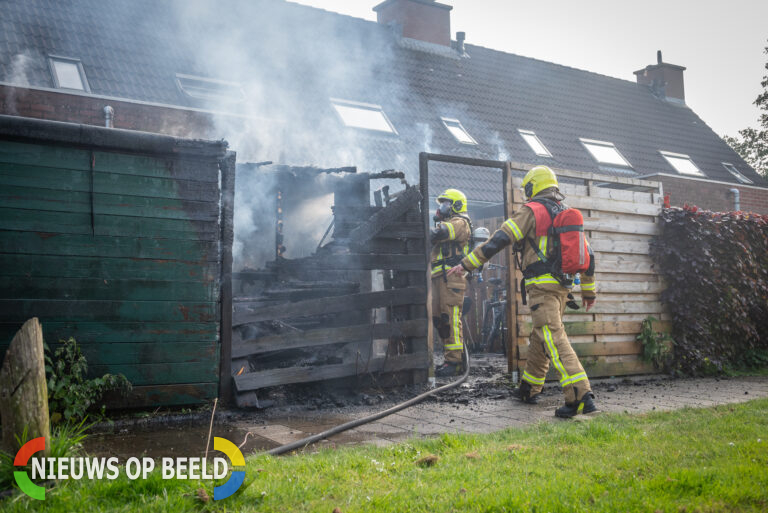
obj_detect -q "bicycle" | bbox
[478,264,508,355]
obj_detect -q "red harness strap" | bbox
[526,201,552,237]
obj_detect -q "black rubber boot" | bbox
[555,392,598,418]
[435,362,463,377]
[511,381,540,404]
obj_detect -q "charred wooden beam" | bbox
[266,254,424,272]
[233,286,424,326]
[232,319,427,357]
[234,351,429,391]
[347,186,422,247]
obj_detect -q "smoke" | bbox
[168,0,416,269]
[4,52,34,115]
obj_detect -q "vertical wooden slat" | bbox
[217,151,236,405]
[503,161,520,378]
[419,153,435,384]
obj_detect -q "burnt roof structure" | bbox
[1,0,764,207]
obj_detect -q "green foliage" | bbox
[724,41,768,177]
[636,316,673,371]
[650,206,768,374]
[44,337,131,423]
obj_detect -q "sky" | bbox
[289,0,768,138]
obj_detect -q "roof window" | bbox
[722,162,753,184]
[48,56,89,92]
[442,118,477,145]
[176,74,245,102]
[331,99,397,134]
[580,138,632,167]
[518,129,552,157]
[660,151,704,176]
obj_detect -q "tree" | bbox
[725,41,768,178]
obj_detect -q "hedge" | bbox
[650,205,768,374]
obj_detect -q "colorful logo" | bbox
[213,437,246,500]
[14,437,46,500]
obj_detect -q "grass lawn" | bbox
[3,398,767,512]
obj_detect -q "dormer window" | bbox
[580,138,632,167]
[722,162,753,184]
[442,118,477,145]
[660,151,704,177]
[176,74,245,102]
[331,99,397,134]
[518,129,552,157]
[48,56,89,92]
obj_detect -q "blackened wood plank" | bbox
[273,254,424,272]
[376,223,425,239]
[347,186,422,245]
[232,319,427,357]
[234,351,430,391]
[233,287,425,326]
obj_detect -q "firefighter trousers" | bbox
[431,275,466,363]
[521,287,591,403]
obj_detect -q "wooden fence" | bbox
[500,163,669,378]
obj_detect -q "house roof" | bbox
[1,0,763,203]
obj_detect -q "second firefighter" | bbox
[431,189,472,377]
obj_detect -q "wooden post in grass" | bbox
[0,318,51,455]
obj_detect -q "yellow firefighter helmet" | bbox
[522,165,558,199]
[436,188,468,213]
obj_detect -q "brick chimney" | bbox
[373,0,453,47]
[634,50,686,103]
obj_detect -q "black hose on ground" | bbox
[266,346,471,456]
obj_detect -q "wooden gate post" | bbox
[0,318,51,455]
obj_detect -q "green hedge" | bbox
[650,205,768,374]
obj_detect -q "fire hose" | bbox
[266,345,471,456]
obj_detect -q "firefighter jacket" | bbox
[430,214,472,288]
[460,189,597,300]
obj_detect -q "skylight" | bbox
[442,118,477,145]
[518,129,552,157]
[722,162,753,184]
[580,138,632,167]
[176,74,245,102]
[331,99,397,134]
[660,151,704,176]
[48,56,89,92]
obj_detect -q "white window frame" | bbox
[518,129,552,157]
[659,151,704,177]
[441,117,477,145]
[330,99,397,134]
[579,138,632,168]
[722,162,753,184]
[175,73,245,102]
[48,55,90,92]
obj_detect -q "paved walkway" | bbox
[245,372,768,450]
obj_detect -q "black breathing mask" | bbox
[433,201,453,222]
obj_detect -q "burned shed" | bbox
[230,163,432,406]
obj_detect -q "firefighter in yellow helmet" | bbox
[448,166,599,417]
[431,188,472,377]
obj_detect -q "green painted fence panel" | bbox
[0,120,232,407]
